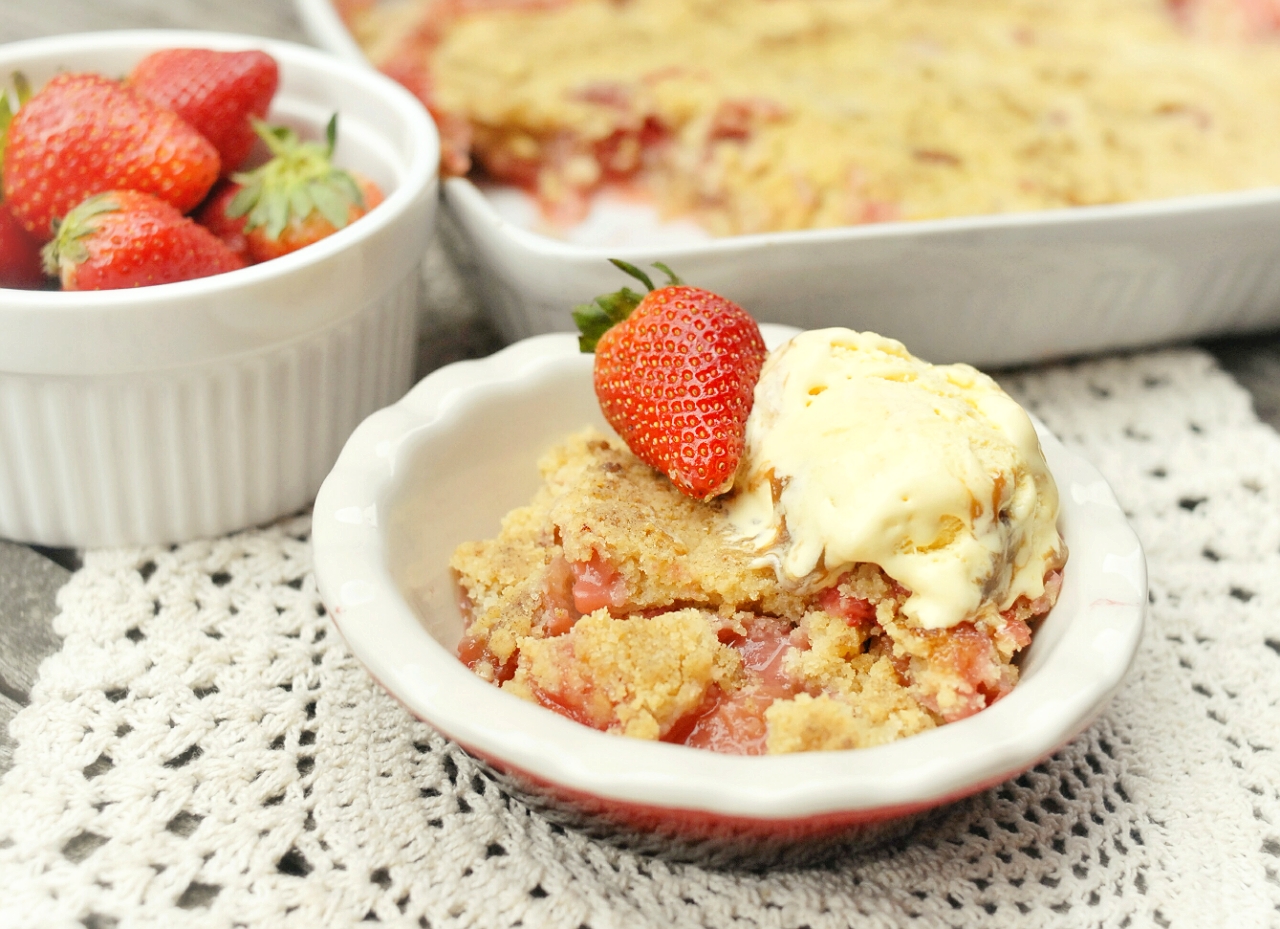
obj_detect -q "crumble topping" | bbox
[352,0,1280,234]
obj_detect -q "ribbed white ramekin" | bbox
[0,31,438,546]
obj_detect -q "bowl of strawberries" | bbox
[0,30,438,546]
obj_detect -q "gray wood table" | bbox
[2,0,1280,777]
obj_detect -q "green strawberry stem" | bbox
[41,192,120,275]
[574,259,684,352]
[226,114,364,240]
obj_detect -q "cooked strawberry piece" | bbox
[684,616,797,755]
[3,73,220,242]
[539,554,580,636]
[1004,616,1033,649]
[707,97,788,142]
[458,633,518,684]
[729,616,798,696]
[529,679,606,731]
[914,621,1008,722]
[569,551,627,614]
[1169,0,1280,35]
[1024,568,1064,617]
[817,585,877,629]
[129,48,279,174]
[682,689,772,755]
[858,200,902,224]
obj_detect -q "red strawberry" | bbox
[194,179,254,263]
[226,116,384,262]
[129,48,279,175]
[575,261,767,500]
[42,190,245,291]
[2,73,220,242]
[0,202,44,289]
[0,77,43,289]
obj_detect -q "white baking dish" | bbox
[0,31,439,547]
[298,0,1280,368]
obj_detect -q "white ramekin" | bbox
[311,326,1147,860]
[0,31,438,547]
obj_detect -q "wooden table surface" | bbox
[2,0,1280,775]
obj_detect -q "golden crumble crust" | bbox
[506,608,742,740]
[766,663,937,754]
[541,429,808,616]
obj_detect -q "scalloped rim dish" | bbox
[312,326,1147,827]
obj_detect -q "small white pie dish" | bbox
[311,324,1147,859]
[0,30,439,547]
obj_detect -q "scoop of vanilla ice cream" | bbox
[725,328,1062,630]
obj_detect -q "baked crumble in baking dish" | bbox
[346,0,1280,234]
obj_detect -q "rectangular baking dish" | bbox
[298,0,1280,368]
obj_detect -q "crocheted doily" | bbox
[2,347,1278,928]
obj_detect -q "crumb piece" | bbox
[765,660,935,753]
[508,608,743,740]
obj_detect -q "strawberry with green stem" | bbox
[2,72,220,241]
[575,260,767,500]
[0,71,43,289]
[43,190,245,291]
[208,115,383,263]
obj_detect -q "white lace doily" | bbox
[2,346,1279,928]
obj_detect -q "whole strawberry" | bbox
[129,48,279,175]
[43,190,245,291]
[3,73,220,241]
[221,116,383,263]
[575,261,767,500]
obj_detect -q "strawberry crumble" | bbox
[348,0,1280,235]
[450,328,1067,755]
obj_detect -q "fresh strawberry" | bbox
[2,73,220,242]
[129,48,279,174]
[42,190,245,291]
[0,202,44,289]
[225,116,384,263]
[0,75,43,289]
[574,260,767,500]
[0,71,31,181]
[194,179,254,263]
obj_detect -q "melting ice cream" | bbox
[726,328,1063,630]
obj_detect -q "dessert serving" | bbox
[346,0,1280,235]
[450,266,1066,755]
